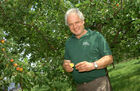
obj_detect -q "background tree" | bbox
[0,0,140,90]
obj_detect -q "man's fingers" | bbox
[63,60,71,67]
[66,68,73,72]
[64,65,74,72]
[75,61,85,67]
[64,60,71,63]
[75,61,87,69]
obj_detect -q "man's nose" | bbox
[73,23,77,28]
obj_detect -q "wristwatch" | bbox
[93,62,98,69]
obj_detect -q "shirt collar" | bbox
[72,29,90,39]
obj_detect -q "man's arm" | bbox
[95,55,113,69]
[75,55,113,72]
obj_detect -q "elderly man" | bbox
[63,8,113,91]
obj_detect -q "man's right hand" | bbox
[63,60,74,72]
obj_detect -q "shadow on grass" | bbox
[110,68,140,91]
[134,61,140,64]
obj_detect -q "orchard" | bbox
[0,0,140,90]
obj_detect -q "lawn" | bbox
[108,58,140,91]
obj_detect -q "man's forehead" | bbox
[68,13,78,17]
[67,13,81,20]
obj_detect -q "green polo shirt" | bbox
[64,29,112,84]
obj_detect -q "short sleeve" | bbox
[97,33,112,57]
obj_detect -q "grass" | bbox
[108,58,140,91]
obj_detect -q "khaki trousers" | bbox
[76,76,112,91]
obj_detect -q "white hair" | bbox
[65,8,85,25]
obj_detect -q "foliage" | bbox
[0,0,140,90]
[75,0,140,62]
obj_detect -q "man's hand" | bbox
[63,60,74,72]
[75,61,95,72]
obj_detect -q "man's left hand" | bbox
[75,61,95,72]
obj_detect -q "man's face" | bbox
[67,13,85,38]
